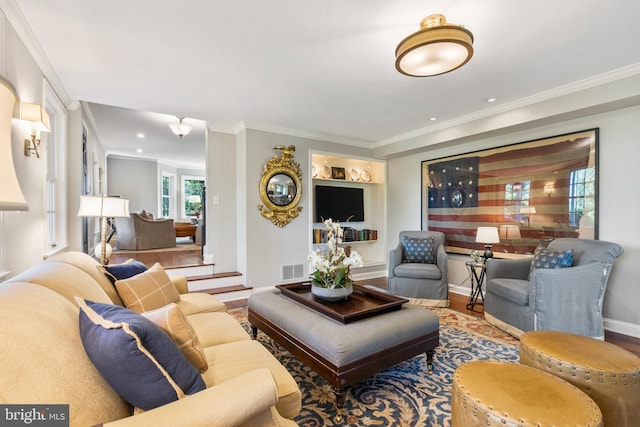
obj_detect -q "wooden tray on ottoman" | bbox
[275,282,408,323]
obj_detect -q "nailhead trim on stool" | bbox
[451,361,602,427]
[520,330,640,427]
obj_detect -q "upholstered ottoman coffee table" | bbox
[452,361,603,426]
[248,284,439,421]
[520,330,640,427]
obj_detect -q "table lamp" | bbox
[475,226,500,260]
[78,195,130,264]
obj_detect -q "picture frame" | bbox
[331,167,346,180]
[421,129,599,256]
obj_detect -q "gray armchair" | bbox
[388,231,449,307]
[115,212,176,250]
[484,238,623,339]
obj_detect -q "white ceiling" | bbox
[6,0,640,169]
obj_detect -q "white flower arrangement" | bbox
[308,219,363,289]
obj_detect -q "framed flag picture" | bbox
[421,128,598,256]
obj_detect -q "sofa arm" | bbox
[388,244,403,278]
[529,263,610,338]
[485,257,531,281]
[103,368,296,427]
[171,275,189,294]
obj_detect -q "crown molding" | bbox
[233,120,373,148]
[0,0,71,108]
[377,63,640,147]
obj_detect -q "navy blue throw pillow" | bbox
[76,298,205,411]
[402,236,436,264]
[101,260,148,284]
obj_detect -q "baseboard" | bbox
[604,317,640,339]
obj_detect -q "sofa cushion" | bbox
[76,297,206,411]
[530,245,574,273]
[115,263,180,313]
[177,292,227,315]
[486,278,530,306]
[394,262,442,280]
[201,340,302,419]
[141,303,208,372]
[402,236,435,264]
[99,259,148,284]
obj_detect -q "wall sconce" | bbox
[20,102,50,158]
[544,183,555,197]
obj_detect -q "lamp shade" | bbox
[475,226,500,244]
[499,224,521,240]
[396,14,474,77]
[0,80,27,211]
[188,194,201,204]
[78,196,130,218]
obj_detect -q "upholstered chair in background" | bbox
[388,230,449,307]
[484,237,623,339]
[115,212,176,250]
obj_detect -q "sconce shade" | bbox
[396,14,474,77]
[0,79,27,211]
[77,196,130,218]
[19,102,50,132]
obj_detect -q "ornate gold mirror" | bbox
[258,145,302,227]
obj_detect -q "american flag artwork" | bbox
[422,129,598,255]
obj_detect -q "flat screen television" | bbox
[314,185,364,223]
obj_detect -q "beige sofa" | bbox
[0,251,301,426]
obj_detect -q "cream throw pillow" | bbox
[115,263,180,313]
[142,303,208,372]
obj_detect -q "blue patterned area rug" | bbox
[229,307,519,426]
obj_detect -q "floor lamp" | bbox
[78,195,130,265]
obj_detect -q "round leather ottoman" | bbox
[520,330,640,427]
[451,361,602,427]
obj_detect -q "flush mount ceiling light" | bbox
[395,14,474,77]
[168,116,192,138]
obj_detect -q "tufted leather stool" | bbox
[451,361,602,427]
[520,330,640,427]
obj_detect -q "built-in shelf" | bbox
[310,152,387,275]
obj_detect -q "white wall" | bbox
[386,104,640,331]
[107,157,159,215]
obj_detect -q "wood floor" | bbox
[114,248,640,356]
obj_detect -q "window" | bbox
[181,175,205,218]
[44,80,67,255]
[569,167,596,227]
[504,181,531,220]
[161,172,176,218]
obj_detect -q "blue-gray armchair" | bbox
[484,238,623,339]
[388,231,449,307]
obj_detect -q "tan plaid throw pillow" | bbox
[142,303,208,372]
[115,263,180,313]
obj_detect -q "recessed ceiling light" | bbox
[429,117,437,121]
[137,133,145,138]
[136,149,143,153]
[486,98,497,103]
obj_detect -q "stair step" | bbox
[188,271,242,282]
[194,284,252,295]
[191,284,252,303]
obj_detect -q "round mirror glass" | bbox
[266,173,297,206]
